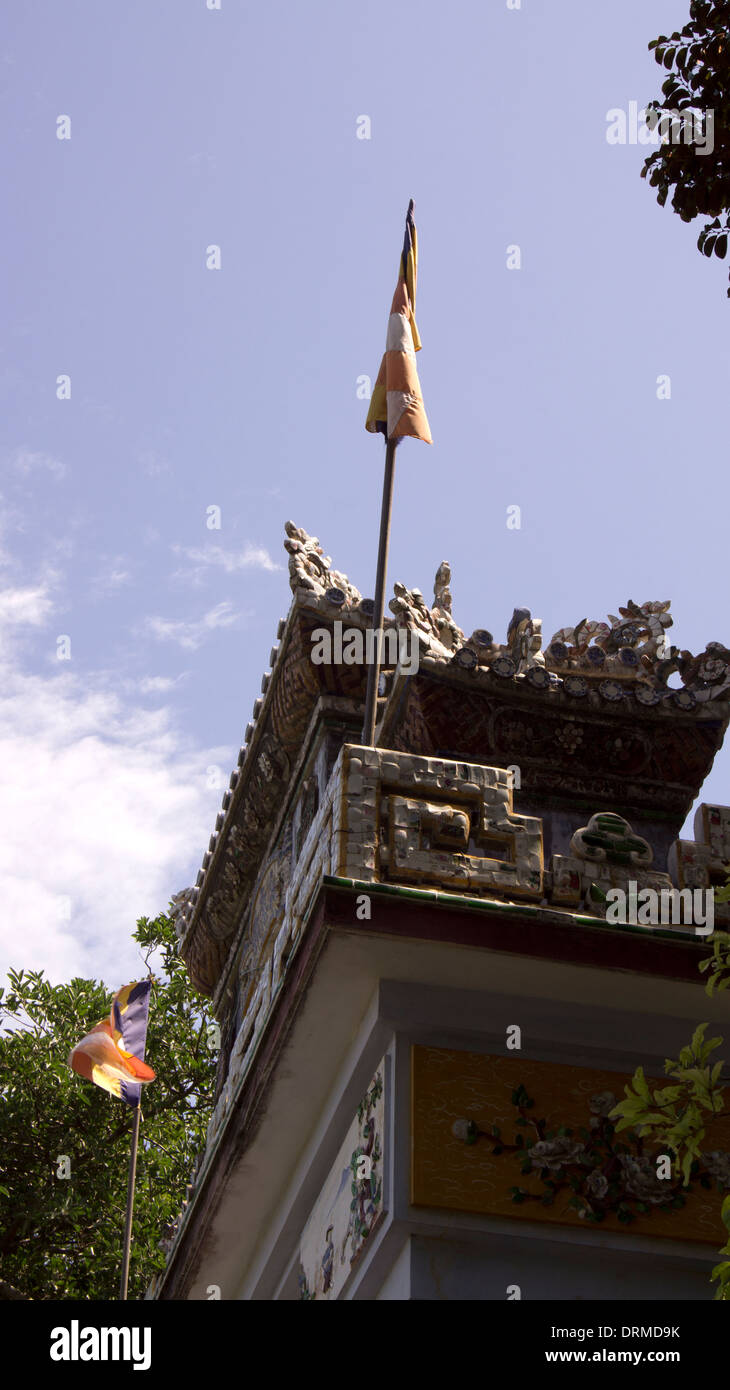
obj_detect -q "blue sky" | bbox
[2,0,728,988]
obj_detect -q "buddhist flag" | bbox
[69,980,155,1108]
[365,199,432,445]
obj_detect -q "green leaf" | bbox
[634,1067,651,1102]
[653,1085,682,1105]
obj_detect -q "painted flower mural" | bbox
[452,1083,730,1227]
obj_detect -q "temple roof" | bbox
[172,524,730,995]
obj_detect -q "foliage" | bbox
[0,911,216,1300]
[611,1029,724,1184]
[642,1,730,295]
[489,1084,721,1224]
[610,883,730,1299]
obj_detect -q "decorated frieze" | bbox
[321,748,543,896]
[386,785,543,898]
[236,839,291,1010]
[297,1064,385,1300]
[550,812,673,913]
[668,804,730,927]
[380,667,726,839]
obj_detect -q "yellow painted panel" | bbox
[411,1046,730,1245]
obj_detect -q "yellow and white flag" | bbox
[365,199,432,444]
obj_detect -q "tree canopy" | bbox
[0,911,216,1300]
[643,1,730,294]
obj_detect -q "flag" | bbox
[365,199,432,444]
[68,980,155,1108]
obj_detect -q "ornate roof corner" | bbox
[546,602,730,704]
[284,520,363,609]
[386,582,730,705]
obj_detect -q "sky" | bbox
[1,0,728,990]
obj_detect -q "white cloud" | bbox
[171,542,281,584]
[10,447,66,479]
[0,584,53,629]
[0,548,231,989]
[137,675,183,694]
[143,601,239,650]
[0,661,232,987]
[0,568,65,666]
[0,508,13,568]
[90,559,132,595]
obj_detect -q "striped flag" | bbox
[365,200,432,445]
[68,980,155,1108]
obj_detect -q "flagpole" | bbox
[119,1102,142,1301]
[361,436,397,746]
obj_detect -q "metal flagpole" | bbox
[119,1102,142,1301]
[361,436,397,746]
